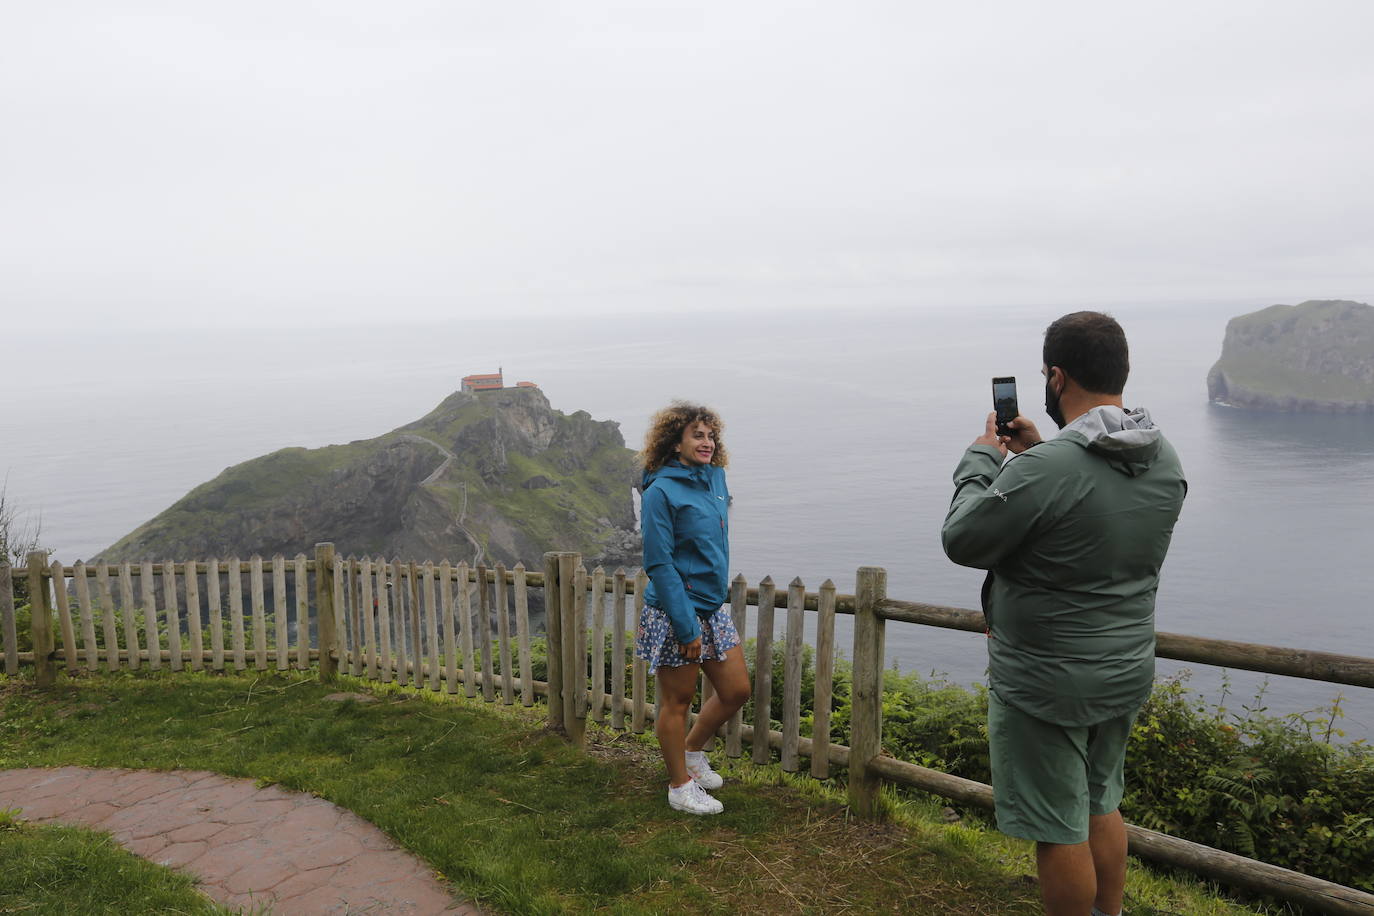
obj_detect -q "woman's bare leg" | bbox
[655,662,701,786]
[686,645,750,752]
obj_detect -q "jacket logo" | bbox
[991,488,1008,502]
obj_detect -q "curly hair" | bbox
[640,401,729,471]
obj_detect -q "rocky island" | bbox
[98,386,641,569]
[1207,299,1374,413]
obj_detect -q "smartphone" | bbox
[992,376,1018,437]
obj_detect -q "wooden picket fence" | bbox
[4,544,1374,914]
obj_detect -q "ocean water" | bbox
[5,302,1373,738]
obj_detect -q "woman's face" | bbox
[675,420,717,466]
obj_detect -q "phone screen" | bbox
[992,377,1018,432]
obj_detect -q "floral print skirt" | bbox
[634,604,741,669]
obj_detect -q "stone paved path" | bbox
[0,767,488,915]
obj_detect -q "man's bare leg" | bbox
[1088,810,1127,915]
[1036,840,1095,916]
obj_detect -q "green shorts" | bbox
[987,688,1138,845]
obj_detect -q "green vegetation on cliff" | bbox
[99,387,640,568]
[1207,300,1374,412]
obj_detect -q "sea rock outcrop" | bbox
[1207,300,1374,413]
[98,387,642,569]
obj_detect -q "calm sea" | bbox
[5,302,1373,739]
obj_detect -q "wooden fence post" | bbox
[558,552,586,747]
[849,566,887,818]
[751,577,776,765]
[27,552,55,687]
[1,565,17,676]
[315,543,338,682]
[543,552,565,732]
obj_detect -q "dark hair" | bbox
[1042,311,1129,394]
[639,402,729,471]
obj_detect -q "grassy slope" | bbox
[0,671,1269,916]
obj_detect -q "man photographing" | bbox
[941,312,1187,916]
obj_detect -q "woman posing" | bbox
[636,402,751,815]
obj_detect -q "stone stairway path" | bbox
[0,766,488,915]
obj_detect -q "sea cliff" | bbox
[98,387,640,568]
[1206,299,1374,413]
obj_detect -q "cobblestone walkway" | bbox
[0,766,487,915]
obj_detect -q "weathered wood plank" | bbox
[140,560,161,671]
[393,559,409,687]
[440,561,456,694]
[407,560,422,687]
[477,564,493,702]
[0,566,16,675]
[849,567,887,818]
[120,563,141,670]
[423,562,440,691]
[751,577,776,765]
[360,557,377,681]
[458,562,475,698]
[543,554,564,730]
[295,554,310,670]
[28,553,55,686]
[249,556,267,670]
[610,568,627,729]
[780,577,805,772]
[811,579,837,779]
[164,558,182,671]
[207,559,224,671]
[273,555,289,670]
[495,563,513,704]
[347,556,362,675]
[315,543,339,682]
[377,557,393,683]
[96,563,120,672]
[56,560,79,671]
[228,557,246,671]
[631,569,648,735]
[330,551,345,673]
[558,554,584,744]
[65,560,90,670]
[184,559,203,671]
[573,564,588,718]
[725,574,747,757]
[589,566,606,722]
[515,563,532,707]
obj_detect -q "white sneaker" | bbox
[668,780,724,815]
[685,750,723,790]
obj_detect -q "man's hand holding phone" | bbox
[1000,415,1043,454]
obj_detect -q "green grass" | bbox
[0,671,1273,915]
[0,815,232,915]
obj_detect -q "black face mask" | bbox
[1045,375,1067,429]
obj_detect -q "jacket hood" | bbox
[1059,405,1163,477]
[642,459,711,490]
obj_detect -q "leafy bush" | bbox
[1124,675,1374,890]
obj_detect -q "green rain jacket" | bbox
[942,405,1187,727]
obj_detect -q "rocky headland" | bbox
[98,386,641,569]
[1207,299,1374,413]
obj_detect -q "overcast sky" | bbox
[3,1,1372,329]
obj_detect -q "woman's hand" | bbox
[679,637,702,661]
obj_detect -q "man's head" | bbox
[1042,311,1129,427]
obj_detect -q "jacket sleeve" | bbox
[640,484,702,644]
[941,444,1073,571]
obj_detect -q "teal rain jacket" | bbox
[942,406,1187,726]
[641,460,731,644]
